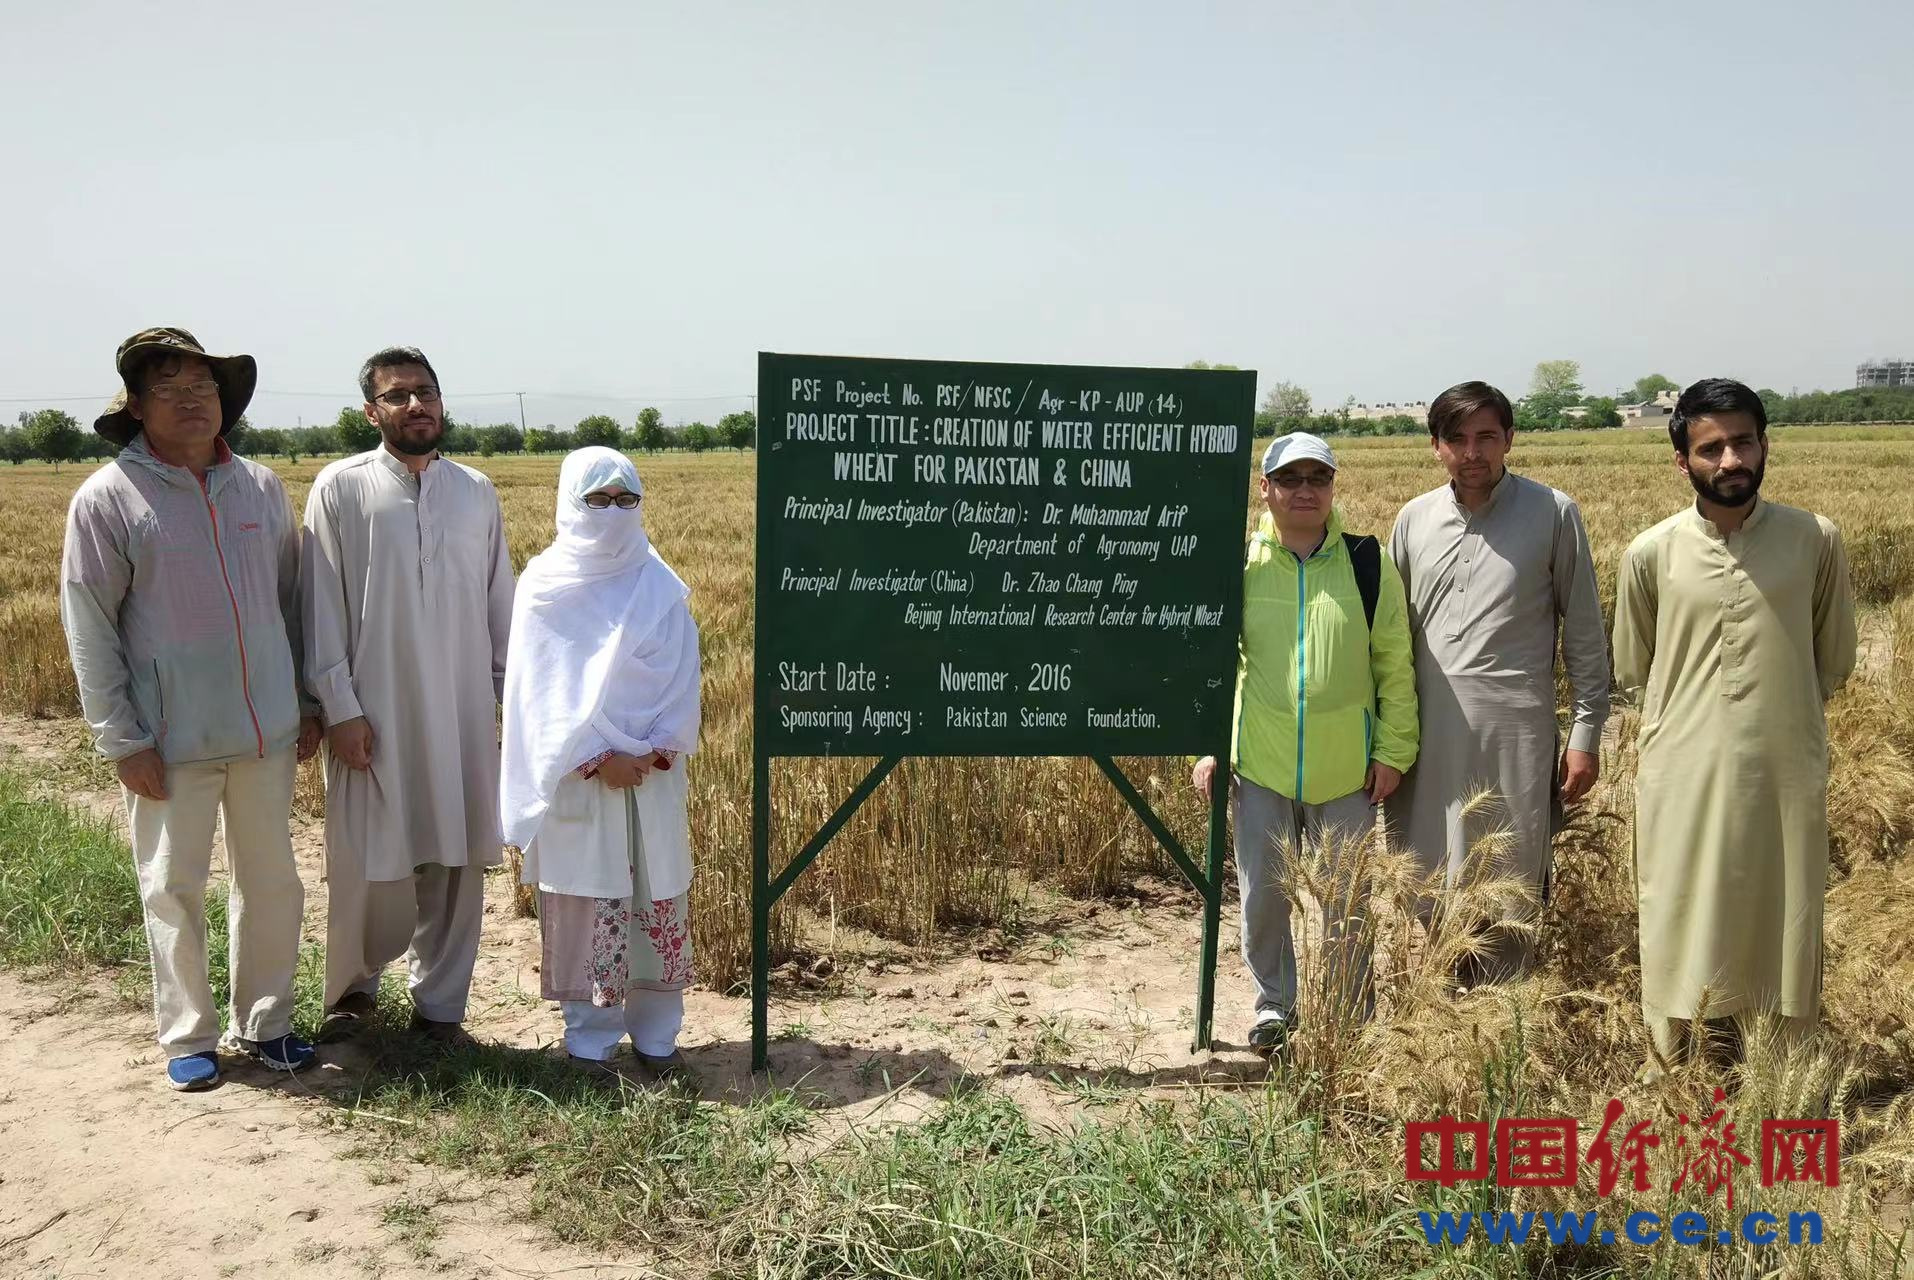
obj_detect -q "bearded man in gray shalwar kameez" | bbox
[1387,380,1611,984]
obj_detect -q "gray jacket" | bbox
[60,435,309,765]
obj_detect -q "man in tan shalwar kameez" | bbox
[1613,378,1855,1065]
[303,346,515,1043]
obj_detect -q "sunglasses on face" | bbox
[583,492,641,510]
[1271,470,1335,490]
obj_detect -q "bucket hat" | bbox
[93,327,257,447]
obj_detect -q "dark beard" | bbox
[1687,458,1764,508]
[382,421,443,458]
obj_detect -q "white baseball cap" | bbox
[1261,432,1338,475]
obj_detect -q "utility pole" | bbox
[516,391,527,433]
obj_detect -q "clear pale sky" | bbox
[3,0,1909,430]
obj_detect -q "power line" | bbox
[245,389,754,401]
[472,386,754,401]
[0,387,755,405]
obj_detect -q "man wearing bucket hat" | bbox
[60,328,322,1091]
[1191,432,1419,1055]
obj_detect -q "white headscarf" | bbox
[499,447,697,855]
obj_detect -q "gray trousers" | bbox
[324,861,486,1023]
[1232,774,1379,1023]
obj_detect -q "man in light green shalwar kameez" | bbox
[1613,378,1856,1065]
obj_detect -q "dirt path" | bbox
[0,711,1273,1276]
[0,900,1265,1280]
[0,897,1267,1278]
[0,975,650,1280]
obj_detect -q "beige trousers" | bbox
[125,747,303,1056]
[324,859,486,1024]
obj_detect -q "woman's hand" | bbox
[596,752,655,789]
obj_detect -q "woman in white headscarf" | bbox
[500,447,701,1072]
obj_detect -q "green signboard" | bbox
[756,353,1254,755]
[751,353,1255,1069]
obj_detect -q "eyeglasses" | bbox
[146,380,219,402]
[583,492,641,510]
[373,387,442,407]
[1271,471,1335,490]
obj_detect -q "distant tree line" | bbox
[1249,363,1914,439]
[1251,363,1627,438]
[2,409,98,465]
[8,375,1913,466]
[1760,385,1914,424]
[0,406,757,465]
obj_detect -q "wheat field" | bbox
[2,429,1911,989]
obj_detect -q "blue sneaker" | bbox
[232,1032,317,1072]
[167,1051,221,1091]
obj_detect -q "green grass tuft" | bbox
[0,769,145,971]
[0,767,325,1036]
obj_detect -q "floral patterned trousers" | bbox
[538,785,692,1006]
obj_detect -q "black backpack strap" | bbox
[1343,533,1381,632]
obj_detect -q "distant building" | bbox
[1345,400,1431,422]
[1857,359,1914,388]
[1620,389,1680,425]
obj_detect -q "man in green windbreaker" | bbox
[1193,432,1418,1055]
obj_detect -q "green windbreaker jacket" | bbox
[1231,508,1419,802]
